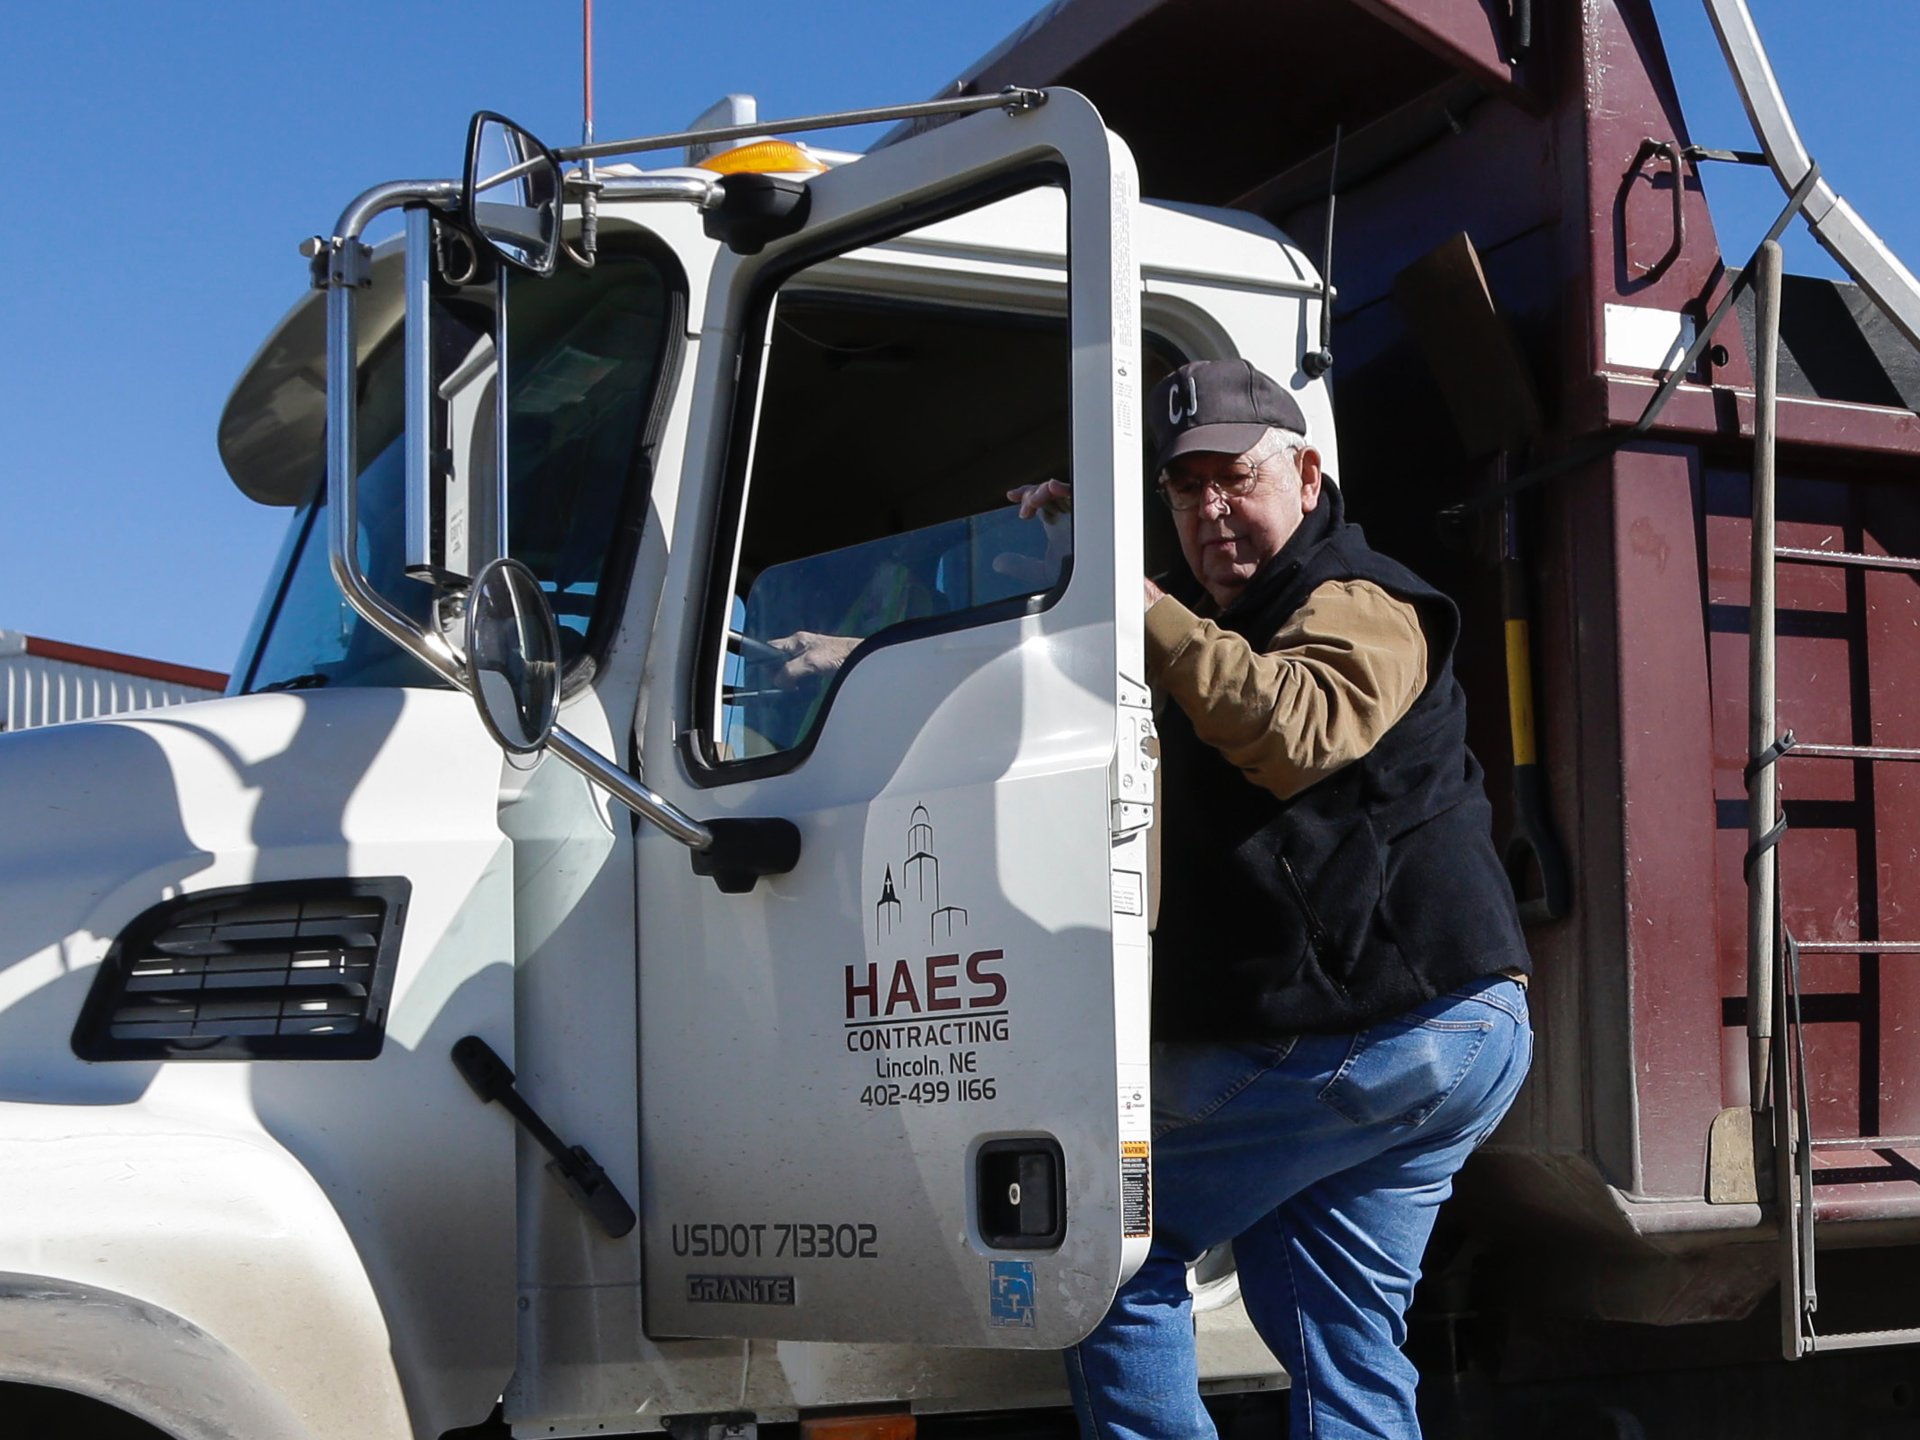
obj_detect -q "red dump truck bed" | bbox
[943,0,1920,1372]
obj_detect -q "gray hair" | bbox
[1241,427,1307,473]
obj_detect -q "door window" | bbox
[699,185,1073,769]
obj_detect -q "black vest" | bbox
[1152,490,1529,1038]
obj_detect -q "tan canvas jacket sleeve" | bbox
[1144,578,1430,801]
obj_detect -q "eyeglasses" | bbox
[1156,464,1267,511]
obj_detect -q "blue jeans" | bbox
[1066,974,1532,1440]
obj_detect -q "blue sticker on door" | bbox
[990,1260,1036,1328]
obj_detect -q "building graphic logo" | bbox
[875,866,901,944]
[874,804,968,945]
[848,802,1008,1033]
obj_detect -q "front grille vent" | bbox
[72,879,409,1061]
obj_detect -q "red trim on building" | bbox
[21,635,228,692]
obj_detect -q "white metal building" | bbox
[0,630,225,733]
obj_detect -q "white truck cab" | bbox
[2,90,1334,1438]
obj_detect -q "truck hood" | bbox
[0,686,507,1100]
[0,685,522,1435]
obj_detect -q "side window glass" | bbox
[705,184,1070,766]
[242,249,679,694]
[506,255,679,656]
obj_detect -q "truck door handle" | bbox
[689,816,804,894]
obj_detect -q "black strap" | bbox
[1743,730,1796,880]
[1744,729,1798,788]
[1745,816,1788,881]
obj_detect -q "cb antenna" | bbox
[1301,123,1341,379]
[565,0,601,268]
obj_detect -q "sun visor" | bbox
[218,238,407,506]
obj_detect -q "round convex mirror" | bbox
[465,557,562,756]
[463,112,562,276]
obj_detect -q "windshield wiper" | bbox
[255,673,334,693]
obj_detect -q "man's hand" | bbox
[993,479,1074,587]
[767,630,859,689]
[1144,576,1165,610]
[1007,478,1073,520]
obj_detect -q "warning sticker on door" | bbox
[1121,1140,1152,1239]
[990,1260,1036,1328]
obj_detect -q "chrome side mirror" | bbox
[463,112,561,277]
[465,557,562,755]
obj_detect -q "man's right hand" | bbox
[1007,478,1073,520]
[994,480,1074,587]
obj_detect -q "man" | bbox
[1061,359,1533,1440]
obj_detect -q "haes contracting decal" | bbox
[848,805,1009,1108]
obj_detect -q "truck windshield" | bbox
[240,248,681,694]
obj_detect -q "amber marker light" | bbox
[798,1413,916,1440]
[696,139,830,175]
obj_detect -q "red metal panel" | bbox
[1576,1,1920,1217]
[1274,91,1561,323]
[1542,456,1633,1183]
[1570,1,1753,437]
[1707,470,1860,1130]
[1710,472,1862,1137]
[941,0,1462,208]
[1610,444,1727,1196]
[943,0,1164,101]
[1347,0,1529,99]
[1553,5,1744,1202]
[1705,462,1920,1221]
[1705,479,1755,1112]
[1603,378,1920,463]
[1868,538,1920,1141]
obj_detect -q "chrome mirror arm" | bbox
[317,179,716,854]
[329,179,463,253]
[587,173,724,207]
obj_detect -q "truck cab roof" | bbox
[219,165,1331,507]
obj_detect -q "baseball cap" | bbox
[1147,359,1308,475]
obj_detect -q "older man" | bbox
[1060,359,1533,1440]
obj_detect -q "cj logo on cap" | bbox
[1168,374,1199,423]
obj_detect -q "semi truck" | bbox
[8,1,1920,1437]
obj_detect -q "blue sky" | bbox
[2,1,1915,673]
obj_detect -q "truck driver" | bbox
[1063,358,1533,1440]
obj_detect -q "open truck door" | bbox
[635,89,1153,1346]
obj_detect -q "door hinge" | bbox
[1110,675,1158,838]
